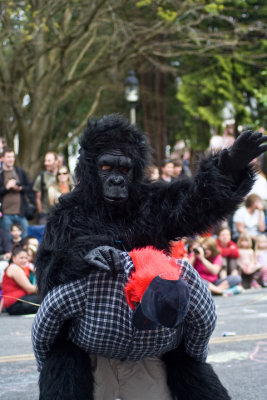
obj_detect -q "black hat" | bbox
[132,276,190,330]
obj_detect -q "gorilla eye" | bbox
[119,167,129,174]
[101,165,112,171]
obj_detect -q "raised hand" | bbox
[219,130,267,175]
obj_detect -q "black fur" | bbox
[162,344,231,400]
[39,340,94,400]
[36,114,254,399]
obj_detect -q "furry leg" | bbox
[39,340,94,400]
[162,345,231,400]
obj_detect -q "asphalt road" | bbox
[0,288,266,400]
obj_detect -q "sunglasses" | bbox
[57,171,68,175]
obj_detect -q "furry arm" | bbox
[149,152,255,241]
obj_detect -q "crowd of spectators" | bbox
[0,141,74,315]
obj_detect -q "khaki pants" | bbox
[91,355,172,400]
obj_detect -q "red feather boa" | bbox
[125,246,181,309]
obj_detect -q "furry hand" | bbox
[219,130,267,175]
[84,246,123,273]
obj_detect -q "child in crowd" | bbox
[10,223,23,246]
[1,246,40,315]
[27,236,39,250]
[254,235,267,287]
[189,237,242,295]
[21,236,39,285]
[237,233,260,289]
[216,227,240,278]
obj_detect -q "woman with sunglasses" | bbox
[48,167,73,206]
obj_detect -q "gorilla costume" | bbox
[32,114,267,400]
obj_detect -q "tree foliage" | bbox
[0,0,266,175]
[172,0,267,149]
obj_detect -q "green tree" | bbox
[171,0,267,150]
[0,0,265,175]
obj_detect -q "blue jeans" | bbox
[1,214,29,239]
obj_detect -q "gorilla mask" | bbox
[76,114,150,187]
[97,150,133,205]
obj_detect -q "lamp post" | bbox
[124,70,139,125]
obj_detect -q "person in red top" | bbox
[2,246,40,315]
[216,227,240,278]
[189,237,241,295]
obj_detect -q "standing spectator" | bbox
[48,167,73,206]
[145,165,160,182]
[0,137,7,172]
[0,147,32,238]
[10,223,23,246]
[1,246,40,315]
[232,194,266,242]
[237,233,260,289]
[160,160,174,183]
[216,227,240,278]
[254,235,267,287]
[172,159,183,179]
[33,152,58,225]
[0,137,7,154]
[189,237,241,295]
[0,228,13,287]
[182,148,192,178]
[57,153,66,169]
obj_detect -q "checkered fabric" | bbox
[32,253,216,371]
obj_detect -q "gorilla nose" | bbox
[112,176,124,185]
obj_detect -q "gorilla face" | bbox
[97,150,133,205]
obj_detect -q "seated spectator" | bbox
[26,245,37,285]
[1,246,40,315]
[10,222,23,246]
[21,236,39,285]
[216,227,240,278]
[0,228,13,287]
[237,233,261,289]
[189,237,241,295]
[232,194,266,242]
[27,236,39,250]
[48,166,73,206]
[254,235,267,287]
[33,151,58,225]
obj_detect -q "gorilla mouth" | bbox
[104,195,127,204]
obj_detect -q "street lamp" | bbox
[124,70,139,125]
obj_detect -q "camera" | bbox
[193,248,200,255]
